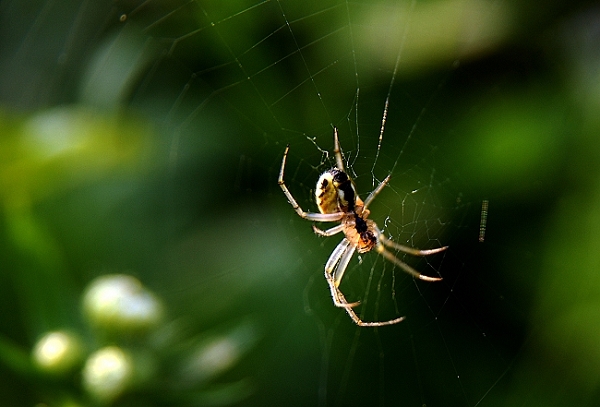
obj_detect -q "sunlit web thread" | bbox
[343,0,361,172]
[276,0,333,126]
[479,199,489,243]
[270,57,342,107]
[191,2,286,129]
[264,5,344,110]
[372,0,417,182]
[158,2,292,166]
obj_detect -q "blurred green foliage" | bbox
[1,0,600,406]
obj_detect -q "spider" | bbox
[278,128,448,327]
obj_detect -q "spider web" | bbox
[2,0,577,406]
[132,2,504,405]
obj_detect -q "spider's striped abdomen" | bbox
[315,168,361,214]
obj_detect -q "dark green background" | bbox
[1,1,599,406]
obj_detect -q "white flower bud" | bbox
[82,274,163,334]
[32,331,83,375]
[82,346,133,402]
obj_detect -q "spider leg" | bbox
[324,238,350,275]
[333,241,355,288]
[333,128,345,171]
[324,239,359,308]
[363,174,391,210]
[279,145,346,222]
[313,224,344,237]
[377,229,448,256]
[325,239,406,327]
[336,289,406,327]
[375,242,442,282]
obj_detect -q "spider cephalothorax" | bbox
[347,214,377,254]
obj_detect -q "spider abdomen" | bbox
[316,168,361,214]
[315,171,340,214]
